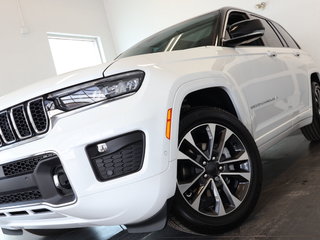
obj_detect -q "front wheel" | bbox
[170,108,262,234]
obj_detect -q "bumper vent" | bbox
[0,190,42,205]
[2,153,55,178]
[0,98,49,147]
[0,153,75,208]
[94,142,143,180]
[87,131,145,181]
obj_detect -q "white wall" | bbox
[104,0,320,65]
[0,0,116,96]
[3,0,319,97]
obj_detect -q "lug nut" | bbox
[203,161,207,166]
[186,192,192,198]
[214,176,220,182]
[204,174,208,178]
[219,166,223,171]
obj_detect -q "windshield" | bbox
[118,10,220,59]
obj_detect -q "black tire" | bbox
[25,228,73,236]
[169,107,262,234]
[301,81,320,141]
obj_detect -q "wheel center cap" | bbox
[205,161,219,176]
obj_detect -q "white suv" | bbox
[0,7,319,236]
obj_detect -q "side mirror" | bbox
[223,19,265,47]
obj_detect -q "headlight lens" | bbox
[48,70,144,111]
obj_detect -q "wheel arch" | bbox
[180,87,238,119]
[169,79,253,166]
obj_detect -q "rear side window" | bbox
[271,22,300,49]
[250,15,283,48]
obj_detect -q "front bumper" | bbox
[0,93,176,229]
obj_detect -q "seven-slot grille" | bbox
[0,98,49,147]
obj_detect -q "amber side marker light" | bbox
[166,108,172,139]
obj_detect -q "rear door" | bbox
[270,21,310,120]
[223,11,296,146]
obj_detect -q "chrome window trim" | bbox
[27,98,49,134]
[0,111,16,144]
[9,105,32,140]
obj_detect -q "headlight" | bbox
[48,70,145,111]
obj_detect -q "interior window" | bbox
[271,22,300,49]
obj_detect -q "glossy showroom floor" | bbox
[2,131,320,240]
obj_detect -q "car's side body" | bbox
[0,7,318,234]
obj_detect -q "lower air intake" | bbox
[0,190,42,205]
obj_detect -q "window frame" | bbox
[268,22,301,49]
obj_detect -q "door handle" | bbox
[293,52,301,57]
[267,51,277,57]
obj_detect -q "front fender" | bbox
[168,76,253,165]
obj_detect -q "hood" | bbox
[103,46,231,78]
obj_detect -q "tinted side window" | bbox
[272,22,300,49]
[251,15,283,48]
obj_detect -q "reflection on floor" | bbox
[2,131,320,240]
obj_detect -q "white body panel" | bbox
[0,33,317,230]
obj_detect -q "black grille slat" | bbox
[0,98,49,148]
[0,112,16,144]
[11,106,32,139]
[28,99,48,133]
[0,190,42,205]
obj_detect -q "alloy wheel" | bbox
[177,123,251,217]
